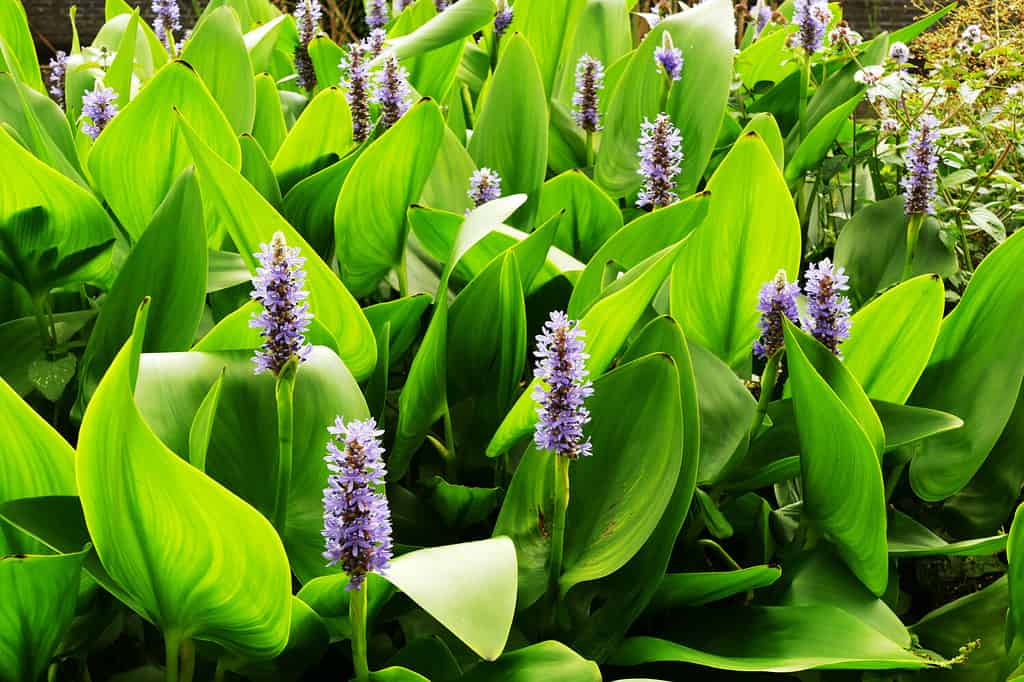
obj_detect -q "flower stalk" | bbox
[350,583,371,682]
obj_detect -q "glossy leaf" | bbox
[181,6,256,134]
[272,87,354,194]
[383,0,495,62]
[670,133,801,370]
[77,305,292,658]
[459,641,601,682]
[78,169,207,404]
[650,566,781,611]
[783,320,888,595]
[467,34,548,229]
[252,73,288,159]
[512,0,586,95]
[89,62,241,241]
[335,99,444,295]
[178,112,377,380]
[0,550,87,682]
[536,171,622,262]
[0,0,43,91]
[784,94,861,186]
[910,230,1024,501]
[888,509,1006,557]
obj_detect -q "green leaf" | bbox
[27,354,76,402]
[512,0,587,95]
[569,191,709,317]
[571,316,701,660]
[595,0,734,197]
[420,125,477,215]
[670,132,801,371]
[240,133,283,207]
[610,605,934,672]
[0,549,87,682]
[459,641,601,682]
[297,572,393,641]
[77,304,292,658]
[784,94,860,186]
[383,0,495,62]
[427,477,501,528]
[887,509,1006,557]
[841,274,945,404]
[370,667,430,682]
[220,597,329,681]
[467,34,548,229]
[0,127,114,294]
[0,311,93,397]
[193,300,340,356]
[282,151,361,260]
[89,61,241,241]
[783,319,887,595]
[738,112,784,168]
[363,294,432,365]
[650,566,781,611]
[188,369,224,472]
[1007,503,1024,663]
[134,346,368,582]
[78,169,207,405]
[552,0,632,107]
[104,11,140,107]
[0,0,44,92]
[244,15,289,74]
[0,379,76,555]
[835,197,956,303]
[489,239,688,456]
[181,6,256,134]
[252,73,288,159]
[308,35,343,95]
[779,550,910,647]
[177,111,377,381]
[536,171,622,262]
[388,0,464,102]
[384,538,517,661]
[909,230,1024,501]
[0,72,82,180]
[335,99,444,295]
[272,87,354,194]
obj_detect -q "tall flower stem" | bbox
[750,351,782,437]
[178,640,195,682]
[164,634,180,682]
[798,54,811,142]
[443,405,457,482]
[548,455,571,600]
[585,131,595,170]
[901,213,925,282]
[272,358,299,533]
[350,583,371,682]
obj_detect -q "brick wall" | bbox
[841,0,923,36]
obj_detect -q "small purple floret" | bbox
[372,56,412,131]
[322,417,393,592]
[804,258,852,356]
[753,270,802,360]
[249,232,313,375]
[48,51,67,107]
[636,113,683,210]
[365,0,389,29]
[152,0,182,50]
[573,54,604,134]
[901,113,940,216]
[81,84,118,140]
[341,40,374,143]
[654,41,684,82]
[532,311,594,460]
[494,3,513,37]
[468,167,502,208]
[294,0,323,90]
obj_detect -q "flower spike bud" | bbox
[341,40,373,142]
[494,0,514,37]
[901,113,940,216]
[532,311,594,460]
[249,232,313,375]
[804,258,852,356]
[152,0,182,50]
[468,168,502,208]
[372,56,412,131]
[365,0,389,29]
[322,417,393,591]
[81,83,119,140]
[48,51,67,107]
[753,270,802,360]
[792,0,831,53]
[636,113,683,210]
[654,32,684,81]
[294,0,323,90]
[572,54,605,134]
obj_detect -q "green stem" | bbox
[798,54,811,142]
[178,639,195,682]
[697,538,743,571]
[442,406,457,482]
[33,294,55,350]
[885,461,907,503]
[585,131,594,171]
[214,660,226,682]
[48,662,58,682]
[901,213,925,282]
[750,352,782,437]
[271,359,298,534]
[460,84,475,130]
[350,582,371,682]
[548,456,571,599]
[396,251,409,298]
[956,214,974,275]
[165,634,181,682]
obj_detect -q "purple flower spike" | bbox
[398,0,414,9]
[294,0,323,90]
[636,112,683,210]
[572,54,605,134]
[249,232,313,375]
[901,113,940,216]
[889,41,911,64]
[468,167,502,208]
[752,3,772,36]
[654,33,683,81]
[494,1,514,37]
[367,28,387,56]
[804,258,852,356]
[81,84,118,140]
[435,0,449,11]
[341,40,373,142]
[48,51,67,107]
[372,56,412,131]
[792,0,831,53]
[533,311,593,460]
[152,0,182,50]
[322,417,393,592]
[753,270,802,360]
[365,0,389,29]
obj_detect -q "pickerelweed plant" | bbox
[3,0,1024,679]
